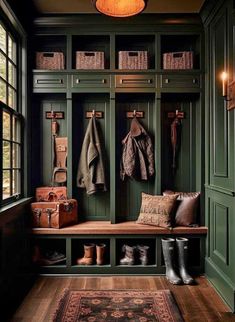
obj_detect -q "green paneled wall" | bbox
[203,0,235,312]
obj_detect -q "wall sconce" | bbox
[221,71,235,110]
[221,71,229,99]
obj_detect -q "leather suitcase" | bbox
[31,199,78,228]
[35,186,67,202]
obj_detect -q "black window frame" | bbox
[0,3,25,207]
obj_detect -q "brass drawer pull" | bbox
[120,78,152,84]
[76,78,106,84]
[36,78,63,84]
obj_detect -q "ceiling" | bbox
[32,0,206,14]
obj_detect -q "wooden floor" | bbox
[12,276,235,322]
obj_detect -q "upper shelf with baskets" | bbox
[33,32,202,72]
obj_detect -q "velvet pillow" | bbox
[163,191,200,226]
[136,193,179,228]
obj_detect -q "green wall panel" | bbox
[161,95,199,193]
[209,6,235,192]
[116,94,156,221]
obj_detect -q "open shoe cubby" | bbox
[71,238,110,267]
[116,238,156,266]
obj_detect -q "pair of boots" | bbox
[77,243,106,265]
[120,244,149,265]
[162,237,194,285]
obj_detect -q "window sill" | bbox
[0,197,33,216]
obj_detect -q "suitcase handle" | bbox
[48,192,58,202]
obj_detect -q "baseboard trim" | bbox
[205,258,235,312]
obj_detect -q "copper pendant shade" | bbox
[92,0,147,18]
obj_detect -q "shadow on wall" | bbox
[6,0,39,31]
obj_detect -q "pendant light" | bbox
[92,0,147,18]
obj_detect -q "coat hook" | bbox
[133,110,136,116]
[176,109,178,116]
[92,110,95,117]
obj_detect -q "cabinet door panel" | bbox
[209,9,234,191]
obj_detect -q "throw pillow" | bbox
[163,190,200,226]
[136,193,179,228]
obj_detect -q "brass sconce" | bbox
[221,71,235,110]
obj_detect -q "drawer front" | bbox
[33,74,67,88]
[72,75,110,88]
[160,74,200,88]
[115,75,155,88]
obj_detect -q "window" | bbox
[0,20,22,204]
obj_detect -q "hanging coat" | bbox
[77,117,107,195]
[120,117,155,181]
[171,117,181,175]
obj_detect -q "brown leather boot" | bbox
[96,243,106,265]
[77,243,95,265]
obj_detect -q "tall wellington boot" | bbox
[176,237,194,285]
[137,245,149,265]
[77,243,95,265]
[96,243,106,265]
[120,245,136,265]
[161,238,182,285]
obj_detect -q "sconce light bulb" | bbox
[221,71,228,80]
[221,71,228,98]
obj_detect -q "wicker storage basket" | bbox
[163,51,193,69]
[36,52,65,70]
[76,51,105,69]
[118,51,148,69]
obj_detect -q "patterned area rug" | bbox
[53,289,184,322]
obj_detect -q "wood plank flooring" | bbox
[11,276,235,322]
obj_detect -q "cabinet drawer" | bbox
[115,75,155,88]
[33,74,67,88]
[160,74,200,88]
[72,75,110,88]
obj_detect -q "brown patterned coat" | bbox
[120,117,155,181]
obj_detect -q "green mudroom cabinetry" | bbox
[30,14,206,276]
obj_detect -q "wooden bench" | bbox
[32,221,207,275]
[32,221,208,235]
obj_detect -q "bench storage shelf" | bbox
[32,222,207,275]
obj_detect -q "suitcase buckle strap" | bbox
[46,208,53,228]
[64,202,73,212]
[33,208,42,227]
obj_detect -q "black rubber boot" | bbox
[176,237,194,285]
[161,238,182,285]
